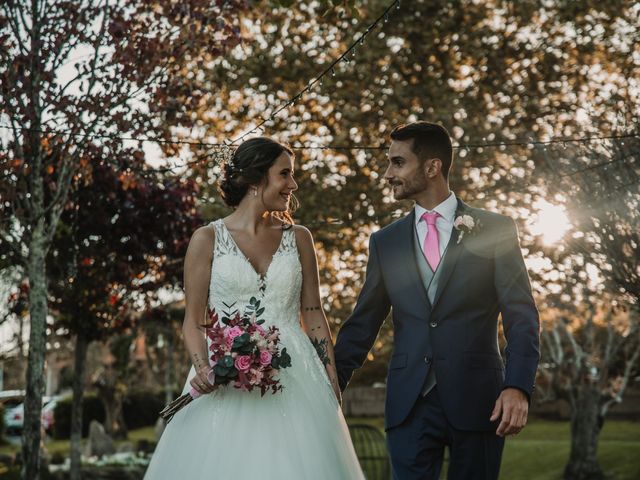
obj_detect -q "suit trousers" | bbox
[386,386,505,480]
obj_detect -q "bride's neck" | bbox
[228,204,271,234]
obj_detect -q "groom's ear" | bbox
[425,158,442,178]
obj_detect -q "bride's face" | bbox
[259,151,298,211]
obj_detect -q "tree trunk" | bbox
[21,231,48,480]
[165,333,174,405]
[564,387,605,480]
[95,373,128,440]
[70,334,89,480]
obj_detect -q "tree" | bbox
[0,1,245,477]
[534,135,640,479]
[154,0,639,383]
[46,148,201,477]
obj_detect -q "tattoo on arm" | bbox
[193,353,206,370]
[304,306,322,312]
[310,338,331,366]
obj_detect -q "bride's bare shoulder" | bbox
[186,223,216,258]
[291,224,314,251]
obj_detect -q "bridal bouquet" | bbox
[160,298,292,422]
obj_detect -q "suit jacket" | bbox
[334,198,540,431]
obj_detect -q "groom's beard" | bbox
[390,175,428,201]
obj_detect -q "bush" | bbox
[52,393,105,440]
[52,389,174,439]
[123,390,171,430]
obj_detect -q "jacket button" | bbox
[424,356,432,364]
[430,322,437,328]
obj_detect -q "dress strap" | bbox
[212,219,237,257]
[280,225,298,254]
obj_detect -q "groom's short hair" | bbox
[390,122,453,179]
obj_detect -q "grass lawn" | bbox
[346,417,640,480]
[2,419,639,479]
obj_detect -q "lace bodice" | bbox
[208,219,303,331]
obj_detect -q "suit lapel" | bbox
[396,210,431,312]
[431,198,468,309]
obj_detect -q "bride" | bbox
[144,137,365,479]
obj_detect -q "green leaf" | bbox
[232,333,251,348]
[220,356,234,368]
[256,307,265,316]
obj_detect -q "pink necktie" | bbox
[422,212,441,272]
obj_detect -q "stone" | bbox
[117,442,135,453]
[84,420,116,457]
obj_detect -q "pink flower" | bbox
[234,355,252,373]
[259,351,273,366]
[249,369,264,385]
[226,326,244,340]
[255,324,266,335]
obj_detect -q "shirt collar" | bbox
[414,191,457,226]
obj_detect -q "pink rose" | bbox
[226,326,243,340]
[259,351,273,366]
[234,355,252,373]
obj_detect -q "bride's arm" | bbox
[182,225,216,395]
[294,225,341,403]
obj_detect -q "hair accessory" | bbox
[215,145,238,173]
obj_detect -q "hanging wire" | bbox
[229,0,403,145]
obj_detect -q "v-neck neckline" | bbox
[220,219,285,279]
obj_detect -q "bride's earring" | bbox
[253,188,258,197]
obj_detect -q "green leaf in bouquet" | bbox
[227,369,238,378]
[256,319,265,325]
[220,355,234,368]
[250,297,257,305]
[279,348,292,368]
[232,333,251,348]
[214,365,230,377]
[256,307,265,316]
[221,317,231,325]
[271,357,281,369]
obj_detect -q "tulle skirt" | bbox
[144,326,365,480]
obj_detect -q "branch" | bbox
[1,2,29,55]
[559,316,583,370]
[601,322,640,415]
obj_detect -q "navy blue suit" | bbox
[335,199,540,479]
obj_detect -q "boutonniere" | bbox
[453,213,481,244]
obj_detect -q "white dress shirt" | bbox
[414,192,458,257]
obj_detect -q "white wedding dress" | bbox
[144,220,365,480]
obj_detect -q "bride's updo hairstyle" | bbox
[219,137,297,225]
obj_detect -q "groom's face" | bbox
[385,139,428,201]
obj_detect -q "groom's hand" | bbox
[491,388,529,437]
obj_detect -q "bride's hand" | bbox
[191,366,216,395]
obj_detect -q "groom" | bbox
[335,121,540,479]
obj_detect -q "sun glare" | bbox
[530,199,571,245]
